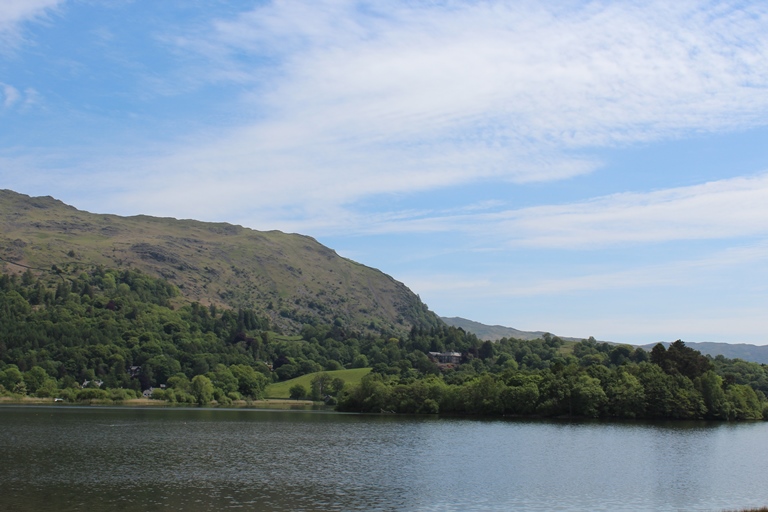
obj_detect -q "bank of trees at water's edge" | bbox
[1,268,766,419]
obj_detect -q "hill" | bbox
[641,342,768,365]
[265,368,371,399]
[443,316,768,365]
[441,316,590,343]
[0,190,440,336]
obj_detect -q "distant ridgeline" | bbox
[444,316,768,365]
[1,268,767,420]
[640,341,768,366]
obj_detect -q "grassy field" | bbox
[265,368,371,399]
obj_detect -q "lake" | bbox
[1,405,767,511]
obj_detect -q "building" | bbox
[427,351,462,365]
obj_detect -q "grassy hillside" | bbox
[265,368,372,399]
[0,190,441,335]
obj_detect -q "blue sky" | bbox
[2,1,768,345]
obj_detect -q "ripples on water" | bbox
[1,406,767,511]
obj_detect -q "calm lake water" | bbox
[1,406,767,511]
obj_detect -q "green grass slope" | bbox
[266,368,372,399]
[0,190,441,335]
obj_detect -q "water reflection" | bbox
[1,406,767,511]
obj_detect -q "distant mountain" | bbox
[444,316,768,365]
[441,316,588,343]
[640,342,768,365]
[0,190,441,335]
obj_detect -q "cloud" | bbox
[0,83,39,112]
[1,83,20,108]
[402,239,768,299]
[8,0,768,237]
[0,0,62,48]
[208,0,768,147]
[343,172,768,248]
[0,0,60,25]
[98,0,768,224]
[497,173,768,247]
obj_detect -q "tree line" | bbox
[1,268,767,419]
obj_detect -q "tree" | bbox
[653,340,712,380]
[478,340,495,360]
[275,363,299,381]
[329,377,346,395]
[338,373,392,413]
[570,374,607,417]
[289,384,306,400]
[207,364,238,394]
[501,380,540,415]
[311,373,333,400]
[461,374,503,415]
[23,366,53,396]
[0,290,31,319]
[650,343,668,366]
[146,355,181,386]
[605,369,645,418]
[668,375,706,419]
[230,364,269,399]
[666,340,712,380]
[190,375,214,405]
[609,345,632,366]
[0,365,24,391]
[726,384,763,420]
[636,362,674,418]
[697,371,728,419]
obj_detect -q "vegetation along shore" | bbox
[1,267,766,420]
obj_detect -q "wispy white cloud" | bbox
[0,0,62,48]
[402,239,768,300]
[6,0,768,241]
[343,172,768,249]
[1,82,20,108]
[501,174,768,247]
[0,0,60,26]
[0,83,40,111]
[92,0,768,228]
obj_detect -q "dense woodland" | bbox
[1,268,766,420]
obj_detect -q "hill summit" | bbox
[0,189,440,335]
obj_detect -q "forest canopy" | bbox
[1,268,766,420]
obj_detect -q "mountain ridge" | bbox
[443,316,768,364]
[441,316,593,343]
[0,189,440,336]
[6,189,765,363]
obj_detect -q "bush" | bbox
[76,388,108,401]
[149,388,166,400]
[57,388,77,401]
[289,384,307,400]
[109,388,134,401]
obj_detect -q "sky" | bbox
[2,0,768,345]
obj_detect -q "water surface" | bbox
[1,406,767,511]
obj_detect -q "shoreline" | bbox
[0,396,321,408]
